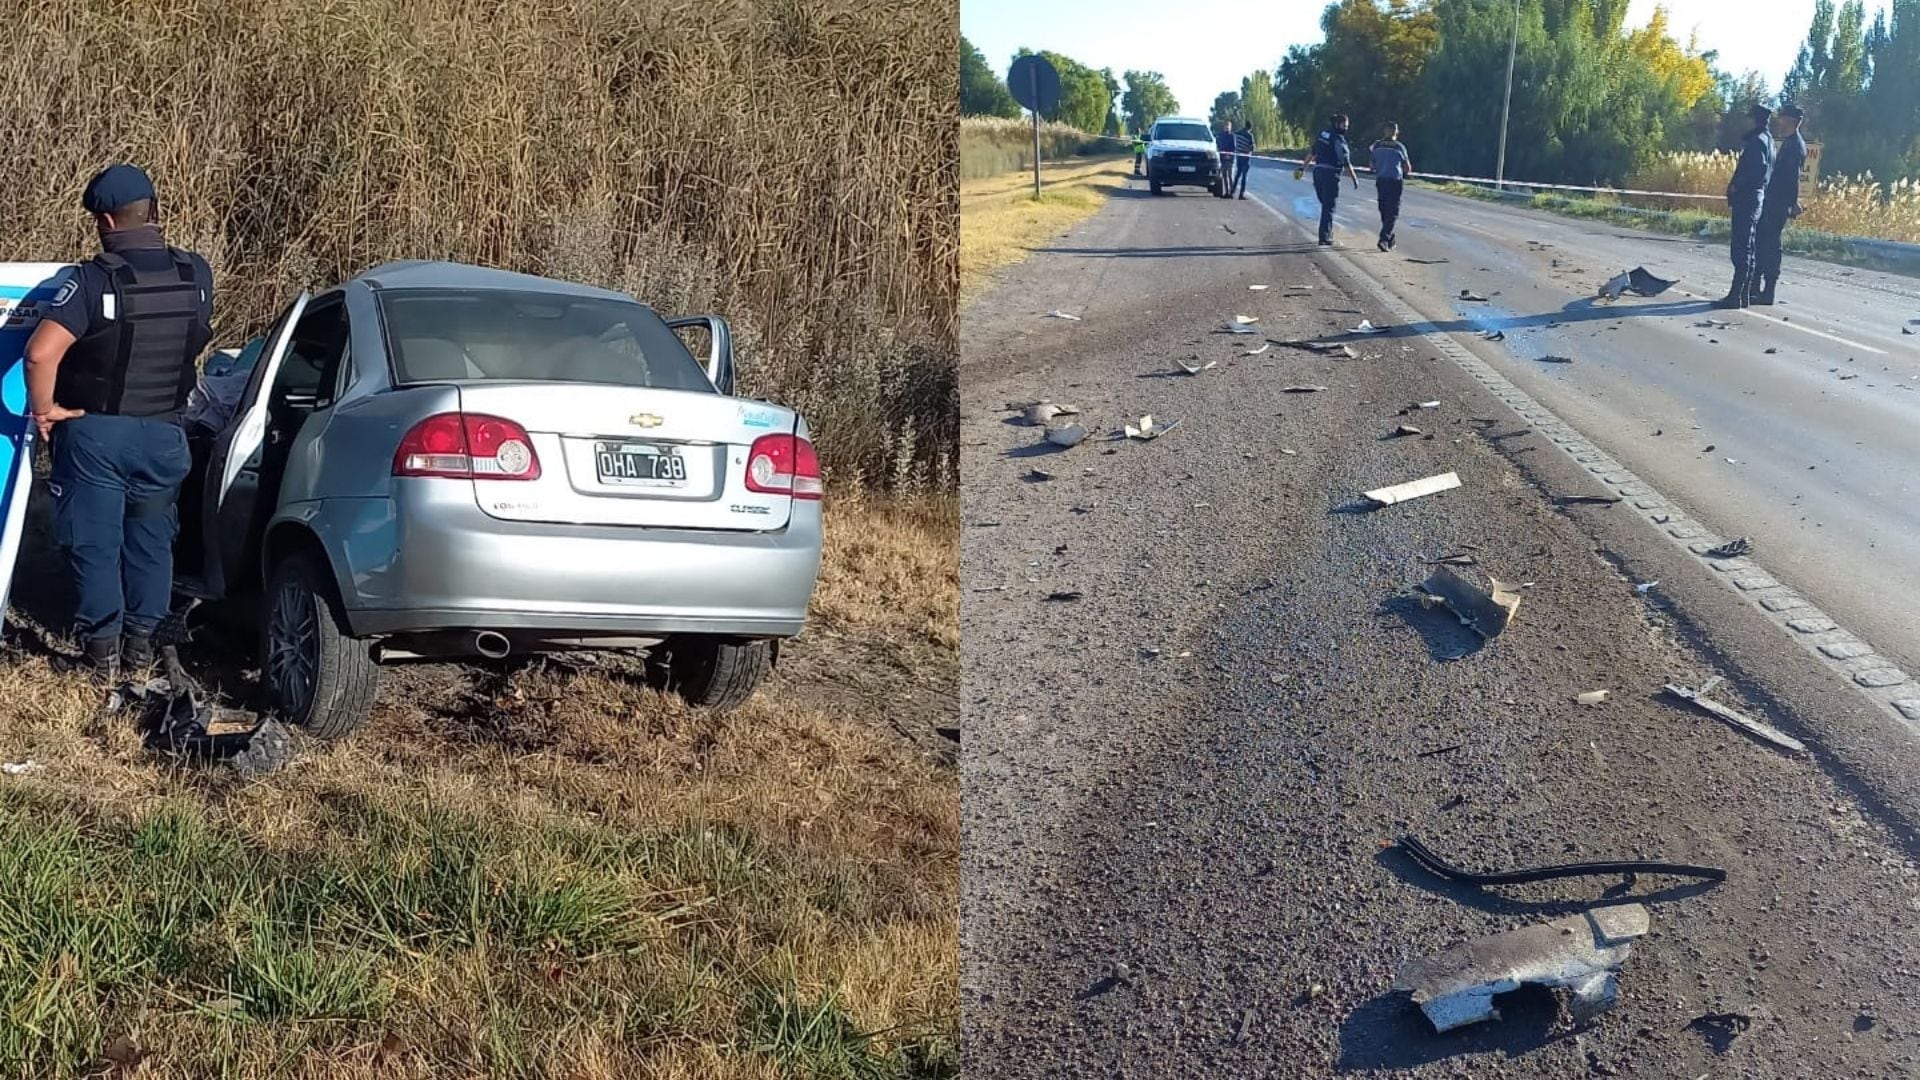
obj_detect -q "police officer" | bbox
[1132,130,1147,176]
[1714,103,1774,309]
[1214,120,1238,198]
[1304,113,1360,245]
[23,164,213,685]
[1370,121,1413,251]
[1231,122,1254,199]
[1753,103,1808,306]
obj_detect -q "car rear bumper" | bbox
[288,485,823,639]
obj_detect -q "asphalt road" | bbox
[962,174,1920,1077]
[1246,163,1920,672]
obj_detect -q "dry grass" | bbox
[1623,151,1920,243]
[0,501,957,1079]
[0,0,956,492]
[960,158,1133,303]
[960,116,1114,182]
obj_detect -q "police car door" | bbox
[199,291,309,599]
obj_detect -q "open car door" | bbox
[193,291,309,601]
[665,314,735,396]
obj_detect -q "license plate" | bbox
[595,442,687,487]
[1178,165,1196,173]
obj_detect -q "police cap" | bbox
[1748,102,1774,121]
[82,164,156,214]
[1779,103,1805,119]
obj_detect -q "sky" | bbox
[961,0,1881,122]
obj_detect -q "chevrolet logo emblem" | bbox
[630,413,663,428]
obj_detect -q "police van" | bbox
[1145,116,1222,196]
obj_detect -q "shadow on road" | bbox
[1336,983,1577,1073]
[1376,593,1486,663]
[1035,243,1327,259]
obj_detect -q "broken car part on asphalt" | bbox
[1123,415,1180,441]
[1398,835,1726,887]
[1349,319,1388,335]
[1597,266,1677,301]
[1394,904,1651,1033]
[1664,681,1806,753]
[1174,358,1218,375]
[1415,563,1520,638]
[1554,494,1622,506]
[1044,424,1088,448]
[1364,471,1462,507]
[1704,537,1752,559]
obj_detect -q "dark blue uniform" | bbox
[1215,127,1237,197]
[1755,128,1807,300]
[1232,129,1253,198]
[1311,127,1352,244]
[1719,123,1773,307]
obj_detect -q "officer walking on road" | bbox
[23,164,214,685]
[1370,121,1412,251]
[1304,113,1360,246]
[1753,103,1808,306]
[1132,130,1147,176]
[1231,122,1254,199]
[1714,102,1774,309]
[1215,120,1238,198]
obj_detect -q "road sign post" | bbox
[1007,55,1061,200]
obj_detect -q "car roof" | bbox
[350,260,642,305]
[1154,116,1208,127]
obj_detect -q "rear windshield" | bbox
[1153,123,1211,143]
[376,288,716,392]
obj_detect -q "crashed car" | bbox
[173,260,825,738]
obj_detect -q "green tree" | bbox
[960,35,1020,118]
[1122,70,1180,135]
[1240,70,1287,148]
[1210,90,1243,130]
[1012,48,1115,133]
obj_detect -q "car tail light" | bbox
[393,412,541,480]
[744,433,823,500]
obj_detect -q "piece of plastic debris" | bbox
[1,761,42,776]
[1705,537,1751,559]
[1366,471,1462,507]
[1696,319,1732,329]
[1636,581,1659,593]
[1243,343,1271,356]
[1021,402,1079,426]
[1220,323,1261,335]
[1459,290,1490,302]
[1350,320,1388,335]
[1393,904,1651,1033]
[1281,448,1299,455]
[1479,329,1506,341]
[1627,266,1677,296]
[1175,358,1218,375]
[1577,690,1609,705]
[1598,271,1630,300]
[1416,401,1441,410]
[1536,354,1574,364]
[1839,373,1859,380]
[1284,385,1329,393]
[1045,310,1082,321]
[1664,681,1805,753]
[1234,315,1260,324]
[1124,415,1181,441]
[1765,347,1779,354]
[1045,424,1088,448]
[1027,468,1054,482]
[1416,563,1520,637]
[1394,425,1423,437]
[1556,494,1621,506]
[1044,591,1082,602]
[1422,553,1476,566]
[1249,284,1270,291]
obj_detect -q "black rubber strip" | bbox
[1399,835,1727,885]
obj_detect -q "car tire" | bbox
[1149,179,1162,195]
[261,552,379,740]
[664,637,771,712]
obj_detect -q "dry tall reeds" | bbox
[0,0,956,491]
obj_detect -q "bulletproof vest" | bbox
[56,248,210,418]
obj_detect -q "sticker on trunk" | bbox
[738,405,779,429]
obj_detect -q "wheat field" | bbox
[1625,150,1920,243]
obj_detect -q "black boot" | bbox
[121,631,155,677]
[1710,271,1750,309]
[1751,276,1776,305]
[53,634,120,687]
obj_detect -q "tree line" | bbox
[962,1,1920,189]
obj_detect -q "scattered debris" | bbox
[1281,448,1298,455]
[1175,358,1218,375]
[1696,318,1732,329]
[1597,266,1677,301]
[1349,319,1389,335]
[1664,681,1806,753]
[1417,743,1463,758]
[1555,494,1622,506]
[1045,424,1089,448]
[1536,354,1575,364]
[1636,581,1659,593]
[1044,591,1082,602]
[1393,904,1652,1033]
[1025,468,1054,482]
[1578,690,1609,705]
[1234,314,1260,325]
[1249,284,1270,291]
[1689,1010,1760,1054]
[1840,372,1859,380]
[1415,400,1442,410]
[1477,329,1507,342]
[1416,564,1520,637]
[1,760,42,776]
[1045,310,1082,321]
[1406,257,1450,264]
[1704,537,1752,559]
[1393,425,1424,437]
[1124,415,1181,440]
[1284,385,1330,393]
[1765,346,1779,354]
[1284,339,1357,357]
[1243,343,1271,356]
[1366,471,1462,507]
[1021,401,1080,426]
[1423,552,1477,566]
[1219,323,1261,335]
[1398,835,1726,887]
[1459,290,1490,302]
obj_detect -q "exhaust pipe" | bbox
[470,631,511,659]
